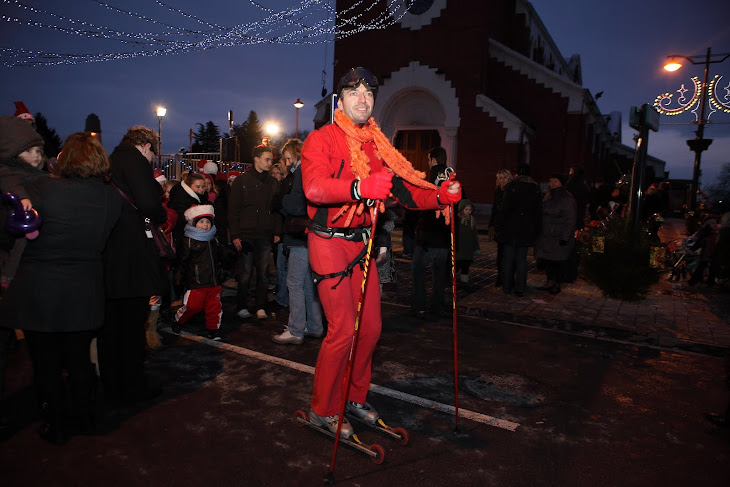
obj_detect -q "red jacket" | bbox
[301,123,442,229]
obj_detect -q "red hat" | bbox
[184,204,215,223]
[215,171,228,182]
[201,173,215,185]
[227,170,240,182]
[197,159,207,170]
[153,169,167,184]
[13,101,34,122]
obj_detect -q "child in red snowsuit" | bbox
[173,204,223,341]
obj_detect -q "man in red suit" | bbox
[301,67,462,438]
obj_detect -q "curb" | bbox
[457,304,729,358]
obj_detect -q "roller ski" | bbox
[295,409,385,464]
[344,401,409,445]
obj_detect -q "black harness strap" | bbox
[312,243,369,290]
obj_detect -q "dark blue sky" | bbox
[1,0,729,185]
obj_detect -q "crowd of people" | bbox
[2,78,728,447]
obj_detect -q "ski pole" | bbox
[327,204,381,483]
[449,201,460,432]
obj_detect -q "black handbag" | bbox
[111,183,175,259]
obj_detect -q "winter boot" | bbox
[145,308,164,350]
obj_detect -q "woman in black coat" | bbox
[535,174,577,294]
[99,126,167,406]
[0,133,122,444]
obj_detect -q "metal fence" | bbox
[152,152,250,181]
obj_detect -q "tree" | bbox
[191,121,222,152]
[704,162,730,205]
[34,112,62,158]
[233,110,263,164]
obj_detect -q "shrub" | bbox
[580,216,659,301]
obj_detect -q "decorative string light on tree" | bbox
[1,0,417,67]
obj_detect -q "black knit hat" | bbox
[0,116,44,160]
[551,172,567,186]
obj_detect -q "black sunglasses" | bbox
[340,67,378,90]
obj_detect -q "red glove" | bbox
[358,171,393,200]
[437,176,462,205]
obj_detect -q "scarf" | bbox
[459,213,476,229]
[181,181,201,203]
[333,109,451,225]
[184,224,217,241]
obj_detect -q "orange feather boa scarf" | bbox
[333,109,451,225]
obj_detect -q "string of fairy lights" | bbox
[0,0,416,67]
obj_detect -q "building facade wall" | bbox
[331,0,653,204]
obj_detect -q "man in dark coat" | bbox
[99,125,167,405]
[411,146,454,318]
[496,163,541,296]
[228,145,281,320]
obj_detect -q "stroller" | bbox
[666,236,702,281]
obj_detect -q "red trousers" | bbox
[175,286,222,331]
[308,234,381,417]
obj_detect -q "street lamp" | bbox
[661,48,730,211]
[156,106,166,164]
[263,123,279,147]
[294,98,304,139]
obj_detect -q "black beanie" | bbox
[551,172,567,186]
[0,116,44,160]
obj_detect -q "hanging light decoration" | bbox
[1,0,417,67]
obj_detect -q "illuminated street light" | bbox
[265,123,279,136]
[663,58,682,72]
[262,123,279,147]
[294,98,304,139]
[657,48,730,211]
[156,106,166,164]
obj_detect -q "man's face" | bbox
[254,151,273,173]
[141,143,155,163]
[338,84,374,124]
[549,177,562,189]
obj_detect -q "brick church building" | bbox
[313,0,665,204]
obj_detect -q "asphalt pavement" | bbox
[1,216,729,486]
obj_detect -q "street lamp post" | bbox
[156,106,166,166]
[294,98,304,139]
[662,48,730,211]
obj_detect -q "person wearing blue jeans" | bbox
[275,242,289,307]
[271,138,324,345]
[272,246,323,344]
